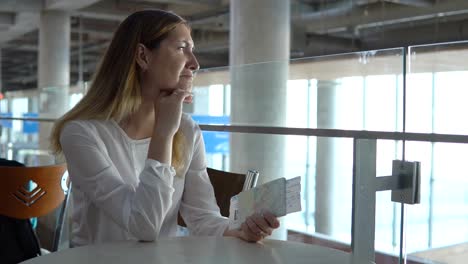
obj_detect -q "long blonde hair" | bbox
[51,10,187,169]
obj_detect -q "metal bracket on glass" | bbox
[352,139,421,264]
[391,160,420,204]
[374,160,421,204]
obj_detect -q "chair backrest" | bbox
[178,168,259,227]
[0,163,70,251]
[242,169,259,191]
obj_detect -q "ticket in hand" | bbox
[229,176,302,229]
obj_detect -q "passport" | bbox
[229,176,301,229]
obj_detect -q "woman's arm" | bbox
[178,122,230,236]
[148,88,191,163]
[61,121,175,241]
[179,121,281,240]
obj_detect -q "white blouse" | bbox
[60,113,229,246]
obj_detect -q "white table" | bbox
[22,236,358,264]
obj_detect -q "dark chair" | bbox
[178,167,259,227]
[0,163,71,251]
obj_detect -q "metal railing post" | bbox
[352,138,377,263]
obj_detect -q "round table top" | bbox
[22,236,357,264]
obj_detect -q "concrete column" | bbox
[37,10,70,158]
[0,49,2,93]
[315,80,338,235]
[0,48,5,154]
[38,10,70,88]
[229,0,290,240]
[36,10,70,250]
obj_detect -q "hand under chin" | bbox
[183,95,193,104]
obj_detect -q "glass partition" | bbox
[0,83,87,165]
[404,41,468,264]
[188,49,411,262]
[3,44,468,263]
[190,48,405,131]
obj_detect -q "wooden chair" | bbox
[178,168,259,227]
[0,163,70,251]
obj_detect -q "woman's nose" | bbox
[188,53,200,71]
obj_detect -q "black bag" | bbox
[0,158,41,264]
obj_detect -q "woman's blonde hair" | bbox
[51,9,187,170]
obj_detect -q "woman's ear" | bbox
[135,43,150,71]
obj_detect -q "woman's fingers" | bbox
[161,89,193,105]
[159,89,190,100]
[183,94,193,104]
[153,89,192,137]
[251,213,273,235]
[262,211,280,229]
[242,213,277,240]
[240,222,262,242]
[236,212,280,243]
[246,217,263,235]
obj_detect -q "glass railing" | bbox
[190,48,404,131]
[2,43,468,263]
[404,41,468,264]
[0,83,87,165]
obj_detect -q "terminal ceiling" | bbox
[1,0,468,91]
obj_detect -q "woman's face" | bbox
[141,24,199,101]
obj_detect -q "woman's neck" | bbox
[119,102,155,140]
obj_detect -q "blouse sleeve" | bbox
[178,124,229,236]
[60,121,175,241]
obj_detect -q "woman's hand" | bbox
[147,88,191,164]
[153,88,192,138]
[225,211,280,243]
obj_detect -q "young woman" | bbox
[51,9,279,246]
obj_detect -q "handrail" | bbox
[0,117,57,122]
[2,117,468,144]
[198,125,468,144]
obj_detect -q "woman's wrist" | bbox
[147,133,173,163]
[152,123,177,139]
[223,228,241,238]
[152,132,174,142]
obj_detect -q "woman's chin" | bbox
[178,81,193,92]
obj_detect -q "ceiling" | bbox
[2,0,468,91]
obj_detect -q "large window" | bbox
[2,44,468,260]
[187,47,468,256]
